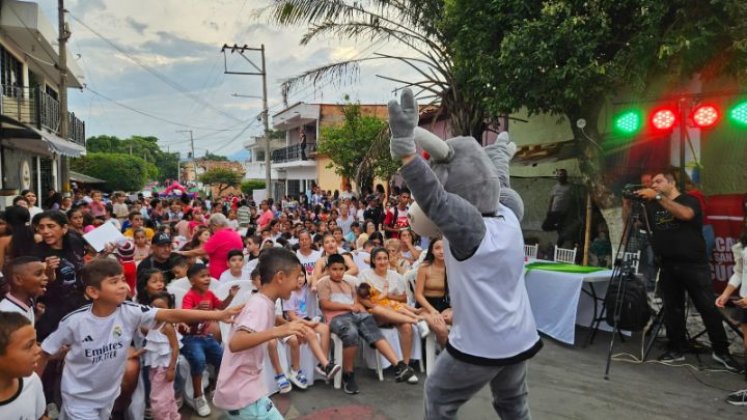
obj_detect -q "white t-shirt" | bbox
[0,373,45,420]
[41,302,160,408]
[296,249,321,277]
[219,270,246,283]
[0,294,34,325]
[358,268,406,294]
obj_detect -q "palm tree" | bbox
[261,0,496,139]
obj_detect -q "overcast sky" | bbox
[36,0,411,159]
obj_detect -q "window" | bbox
[1,46,23,97]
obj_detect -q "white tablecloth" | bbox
[524,267,614,345]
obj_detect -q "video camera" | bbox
[621,183,646,201]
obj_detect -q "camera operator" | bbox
[636,170,741,371]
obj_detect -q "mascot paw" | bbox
[388,88,419,160]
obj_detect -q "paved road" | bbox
[183,330,746,419]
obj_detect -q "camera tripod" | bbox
[603,200,652,379]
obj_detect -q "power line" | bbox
[85,86,242,131]
[68,12,245,124]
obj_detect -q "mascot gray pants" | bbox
[424,351,530,420]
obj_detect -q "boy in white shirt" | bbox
[219,250,247,283]
[0,257,48,325]
[37,257,239,420]
[0,312,45,420]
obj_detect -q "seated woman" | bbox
[310,233,358,290]
[415,238,452,344]
[399,229,422,265]
[358,248,430,371]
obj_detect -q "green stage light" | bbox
[613,110,642,135]
[729,101,747,126]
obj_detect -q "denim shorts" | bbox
[329,312,384,348]
[225,396,283,420]
[180,335,223,376]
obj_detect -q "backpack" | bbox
[604,271,652,331]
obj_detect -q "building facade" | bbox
[266,102,389,199]
[0,0,86,208]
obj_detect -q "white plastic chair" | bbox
[214,280,254,307]
[425,333,439,376]
[170,287,188,308]
[524,244,538,259]
[167,277,221,293]
[554,245,577,263]
[331,333,344,389]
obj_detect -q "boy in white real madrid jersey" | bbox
[37,257,241,420]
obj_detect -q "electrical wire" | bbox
[69,13,245,124]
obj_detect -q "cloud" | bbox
[125,17,148,35]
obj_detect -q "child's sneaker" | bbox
[193,395,211,417]
[342,372,359,394]
[288,369,309,390]
[323,362,342,380]
[275,373,292,393]
[395,361,418,384]
[417,320,431,338]
[315,363,326,378]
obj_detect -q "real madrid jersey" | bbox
[41,302,159,407]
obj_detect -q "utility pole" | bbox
[221,44,272,199]
[58,0,70,192]
[177,130,196,184]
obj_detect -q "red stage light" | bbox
[692,105,720,128]
[650,108,677,131]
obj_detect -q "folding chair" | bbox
[554,245,577,263]
[524,244,538,259]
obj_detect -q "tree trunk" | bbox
[568,107,624,254]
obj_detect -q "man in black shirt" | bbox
[137,232,178,284]
[637,170,741,372]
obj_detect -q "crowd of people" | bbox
[0,184,455,419]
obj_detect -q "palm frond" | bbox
[279,56,383,94]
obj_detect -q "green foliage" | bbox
[199,168,243,196]
[202,152,229,161]
[318,102,396,192]
[71,153,149,192]
[85,135,179,181]
[240,179,266,195]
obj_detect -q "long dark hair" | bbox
[369,246,389,269]
[423,237,444,265]
[5,206,35,258]
[137,268,162,305]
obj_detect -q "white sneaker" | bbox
[193,395,211,417]
[407,372,419,384]
[417,320,430,338]
[288,369,309,390]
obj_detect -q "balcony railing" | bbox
[1,84,86,146]
[271,142,317,163]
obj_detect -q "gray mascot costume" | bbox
[388,89,541,420]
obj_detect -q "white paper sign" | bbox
[83,222,127,252]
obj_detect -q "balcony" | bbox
[1,85,86,146]
[271,142,317,164]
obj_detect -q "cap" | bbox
[152,232,171,246]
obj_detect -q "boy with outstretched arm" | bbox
[36,257,240,420]
[214,247,309,419]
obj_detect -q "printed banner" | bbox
[707,194,745,292]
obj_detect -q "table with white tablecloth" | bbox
[524,266,615,345]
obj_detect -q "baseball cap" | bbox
[152,232,171,246]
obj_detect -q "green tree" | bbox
[240,179,266,195]
[200,168,243,196]
[446,0,747,209]
[71,153,149,191]
[202,152,229,161]
[318,102,395,193]
[86,134,179,181]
